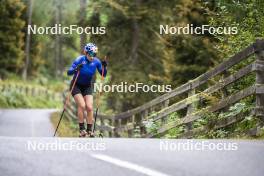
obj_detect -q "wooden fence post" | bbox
[140,109,149,135]
[161,100,169,126]
[255,39,264,121]
[113,119,118,137]
[186,87,195,131]
[113,119,122,137]
[100,118,105,136]
[140,111,145,135]
[109,119,114,137]
[128,115,135,137]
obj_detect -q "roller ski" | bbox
[79,129,87,138]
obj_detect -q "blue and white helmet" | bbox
[84,43,98,57]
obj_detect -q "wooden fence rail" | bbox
[65,39,264,138]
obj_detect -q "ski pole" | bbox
[93,54,109,136]
[53,70,80,137]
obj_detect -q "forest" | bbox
[0,0,264,138]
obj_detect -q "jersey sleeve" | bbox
[67,56,82,75]
[96,58,107,77]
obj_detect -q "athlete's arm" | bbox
[67,57,82,75]
[96,59,107,77]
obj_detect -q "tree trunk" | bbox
[55,0,62,77]
[22,0,33,80]
[79,0,87,53]
[131,18,139,62]
[130,0,141,62]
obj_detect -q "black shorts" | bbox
[70,83,93,97]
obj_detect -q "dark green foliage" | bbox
[0,0,25,77]
[21,0,43,77]
[165,0,219,85]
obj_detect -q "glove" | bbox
[102,60,107,67]
[75,63,83,72]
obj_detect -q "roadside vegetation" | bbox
[0,74,64,108]
[50,111,78,137]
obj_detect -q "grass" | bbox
[0,89,61,108]
[0,78,63,108]
[1,72,67,92]
[50,111,79,137]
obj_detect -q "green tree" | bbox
[22,0,43,78]
[0,0,25,77]
[162,0,219,86]
[90,0,219,112]
[88,0,168,112]
[210,0,264,58]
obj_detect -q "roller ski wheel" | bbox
[79,130,87,138]
[87,131,95,138]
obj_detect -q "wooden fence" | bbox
[65,39,264,138]
[0,82,61,101]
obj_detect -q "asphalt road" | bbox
[0,109,264,176]
[0,109,56,137]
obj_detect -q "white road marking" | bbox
[91,154,171,176]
